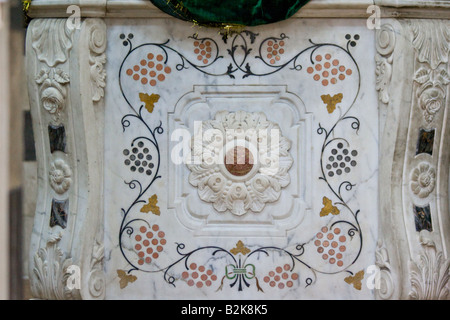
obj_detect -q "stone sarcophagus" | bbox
[25,0,449,300]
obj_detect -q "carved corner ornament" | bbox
[409,235,450,300]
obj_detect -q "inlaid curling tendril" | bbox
[116,30,365,292]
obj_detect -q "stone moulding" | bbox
[26,1,450,19]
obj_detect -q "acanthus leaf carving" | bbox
[30,234,81,300]
[409,235,450,300]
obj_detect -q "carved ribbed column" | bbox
[26,18,106,300]
[376,19,450,300]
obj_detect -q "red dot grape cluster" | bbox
[263,264,299,289]
[134,225,166,266]
[182,263,218,288]
[126,53,172,86]
[307,53,352,86]
[314,226,347,267]
[193,41,212,64]
[266,40,286,65]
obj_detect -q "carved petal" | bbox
[413,67,431,84]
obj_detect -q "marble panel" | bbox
[103,17,378,299]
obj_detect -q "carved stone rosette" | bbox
[187,111,293,216]
[27,18,106,300]
[376,19,450,300]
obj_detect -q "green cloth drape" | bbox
[149,0,311,27]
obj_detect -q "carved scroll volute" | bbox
[26,18,106,300]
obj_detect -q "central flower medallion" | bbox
[187,111,293,216]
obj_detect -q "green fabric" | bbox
[150,0,311,27]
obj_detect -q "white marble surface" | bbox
[103,17,378,299]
